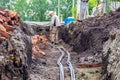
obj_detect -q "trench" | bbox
[23,22,102,80]
[1,7,120,80]
[29,41,102,80]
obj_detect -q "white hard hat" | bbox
[49,11,54,15]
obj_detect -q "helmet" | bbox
[48,11,54,15]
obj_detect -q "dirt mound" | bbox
[59,8,120,55]
[59,8,120,80]
[0,8,32,80]
[102,29,120,80]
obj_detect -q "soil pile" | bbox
[102,29,120,80]
[0,8,32,80]
[21,22,50,36]
[59,7,120,80]
[59,8,120,55]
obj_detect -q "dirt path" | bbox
[29,44,102,80]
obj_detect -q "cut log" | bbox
[4,9,17,18]
[76,63,102,68]
[3,24,14,31]
[0,23,6,32]
[0,30,11,39]
[0,37,3,42]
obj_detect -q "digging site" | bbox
[1,6,120,80]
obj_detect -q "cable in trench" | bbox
[57,46,76,80]
[62,47,76,80]
[57,47,65,80]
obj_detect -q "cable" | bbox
[57,47,65,80]
[62,47,76,80]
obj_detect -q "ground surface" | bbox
[29,44,102,80]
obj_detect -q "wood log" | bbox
[0,30,11,39]
[0,23,6,32]
[0,37,3,42]
[76,63,102,68]
[3,24,14,31]
[4,9,17,18]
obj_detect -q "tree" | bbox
[60,0,73,19]
[0,0,10,9]
[71,5,77,20]
[88,0,97,15]
[0,0,75,21]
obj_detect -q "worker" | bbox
[49,11,60,44]
[91,0,105,17]
[80,0,89,20]
[77,0,89,20]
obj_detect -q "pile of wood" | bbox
[0,8,30,80]
[0,8,20,41]
[32,35,48,59]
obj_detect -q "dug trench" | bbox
[1,7,120,80]
[22,22,102,80]
[58,8,120,80]
[21,22,102,80]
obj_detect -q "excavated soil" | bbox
[60,8,120,51]
[59,8,120,63]
[22,8,120,79]
[58,8,120,80]
[29,45,101,80]
[1,7,120,80]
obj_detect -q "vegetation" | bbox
[71,5,77,19]
[0,0,74,21]
[0,0,119,21]
[88,0,97,15]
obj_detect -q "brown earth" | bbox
[29,45,101,80]
[59,8,120,54]
[59,8,120,80]
[1,6,120,80]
